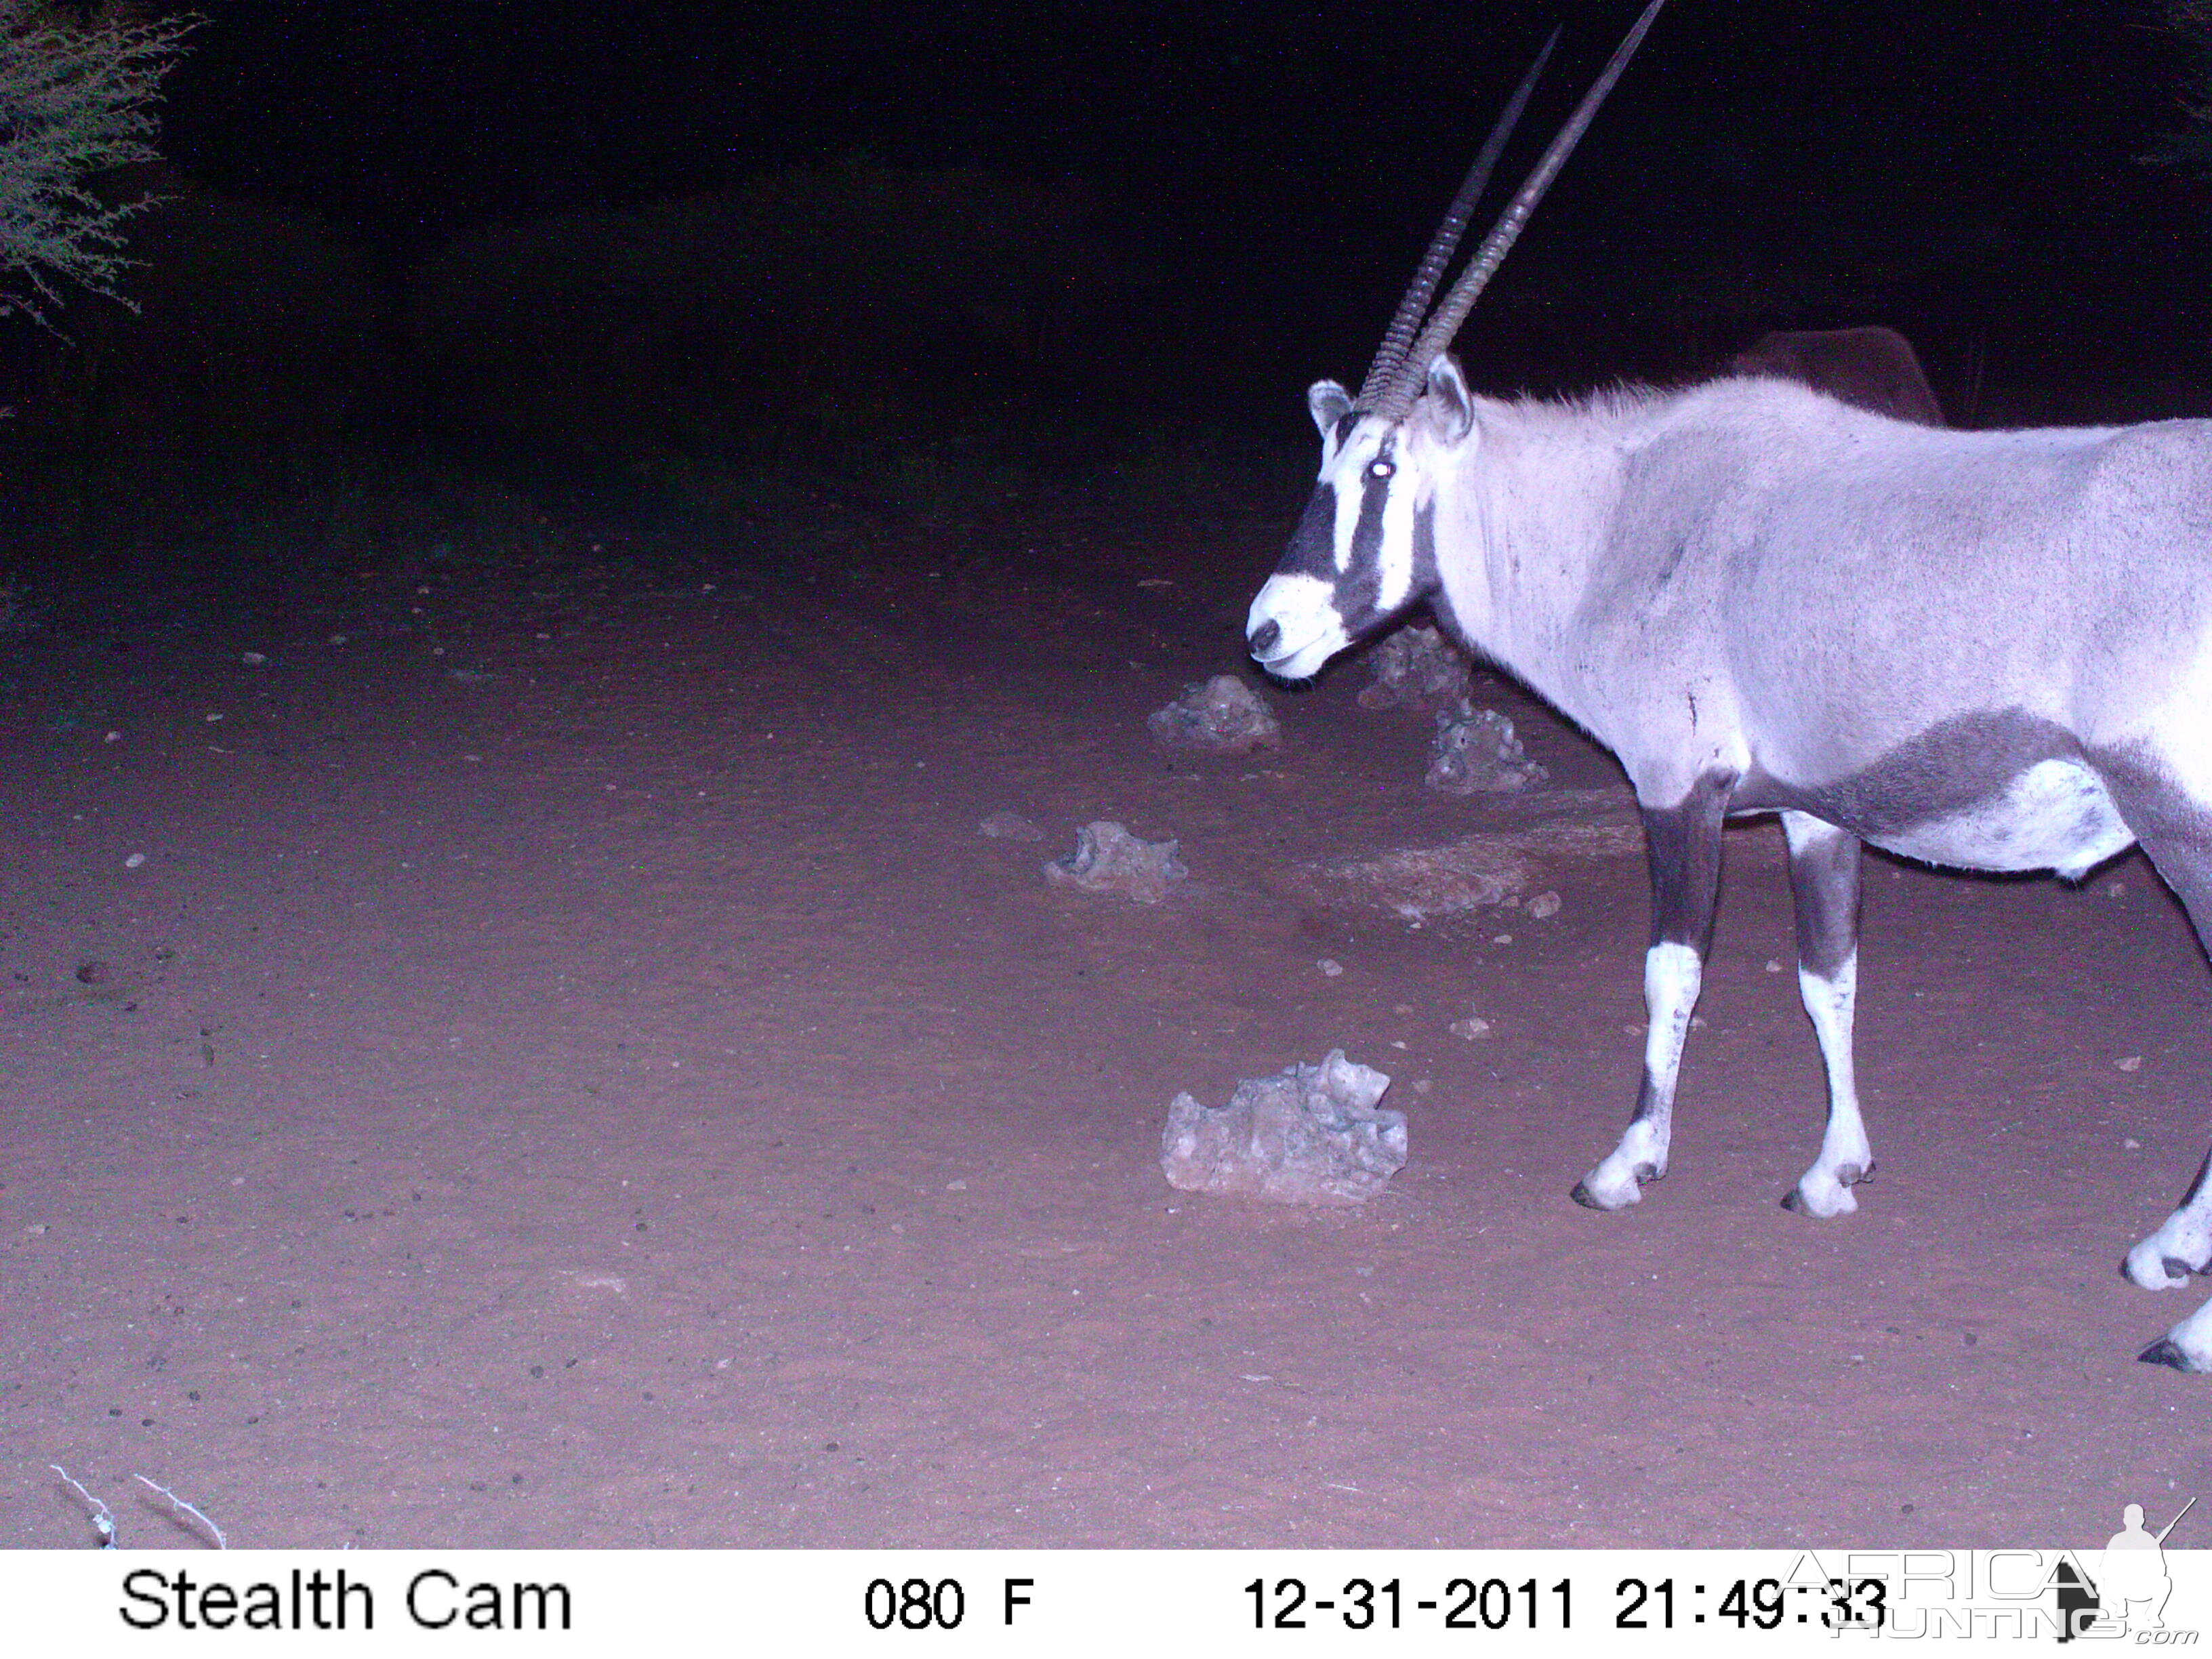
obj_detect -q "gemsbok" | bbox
[1245,0,2212,1369]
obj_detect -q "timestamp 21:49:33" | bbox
[1245,1574,1891,1632]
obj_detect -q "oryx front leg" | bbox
[1572,773,1731,1212]
[1778,811,1872,1218]
[2099,766,2212,1300]
[2127,1149,2212,1292]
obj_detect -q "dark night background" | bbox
[7,0,2211,573]
[14,2,2212,1550]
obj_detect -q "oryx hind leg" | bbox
[1778,811,1873,1217]
[1572,773,1732,1212]
[2098,754,2212,1369]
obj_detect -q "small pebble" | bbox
[123,853,146,869]
[1450,1017,1493,1040]
[1765,959,1784,973]
[1317,959,1343,978]
[2118,1055,2143,1073]
[1527,890,1561,919]
[1492,933,1513,945]
[241,651,267,666]
[2125,1138,2144,1150]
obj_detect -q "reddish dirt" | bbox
[3,502,2208,1549]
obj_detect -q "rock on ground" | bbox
[1044,821,1187,903]
[978,810,1044,841]
[1147,674,1281,754]
[1161,1049,1406,1206]
[1357,624,1473,710]
[1428,703,1549,794]
[1277,811,1643,922]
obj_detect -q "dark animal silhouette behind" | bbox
[1728,325,1946,427]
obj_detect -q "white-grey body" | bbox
[1245,0,2212,1369]
[1248,361,2212,1370]
[1419,377,2209,847]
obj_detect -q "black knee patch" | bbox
[1641,773,1734,952]
[1787,824,1862,982]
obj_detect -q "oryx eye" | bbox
[1368,459,1395,480]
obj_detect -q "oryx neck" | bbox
[1445,392,1639,704]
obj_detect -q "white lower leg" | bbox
[2127,1199,2212,1290]
[1578,942,1701,1209]
[1791,951,1872,1218]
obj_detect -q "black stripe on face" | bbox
[1271,440,1435,638]
[1277,482,1341,579]
[1337,461,1389,625]
[1411,497,1437,591]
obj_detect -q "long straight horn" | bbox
[1354,26,1561,410]
[1376,0,1670,421]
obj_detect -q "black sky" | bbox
[158,1,2198,249]
[140,1,2212,419]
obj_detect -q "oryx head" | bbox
[1246,0,1668,682]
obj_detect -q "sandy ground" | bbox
[2,495,2207,1550]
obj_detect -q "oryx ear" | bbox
[1307,380,1353,439]
[1419,353,1475,443]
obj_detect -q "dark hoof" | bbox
[1569,1181,1610,1211]
[1780,1189,1805,1214]
[2139,1336,2197,1371]
[1634,1162,1662,1184]
[2167,1257,2199,1284]
[1838,1162,1874,1187]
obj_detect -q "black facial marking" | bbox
[1336,457,1389,626]
[1333,410,1361,447]
[1787,821,1862,982]
[1411,498,1437,591]
[1269,433,1435,643]
[1277,482,1340,579]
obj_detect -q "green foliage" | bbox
[0,1,198,322]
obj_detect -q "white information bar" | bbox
[5,1549,2205,1655]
